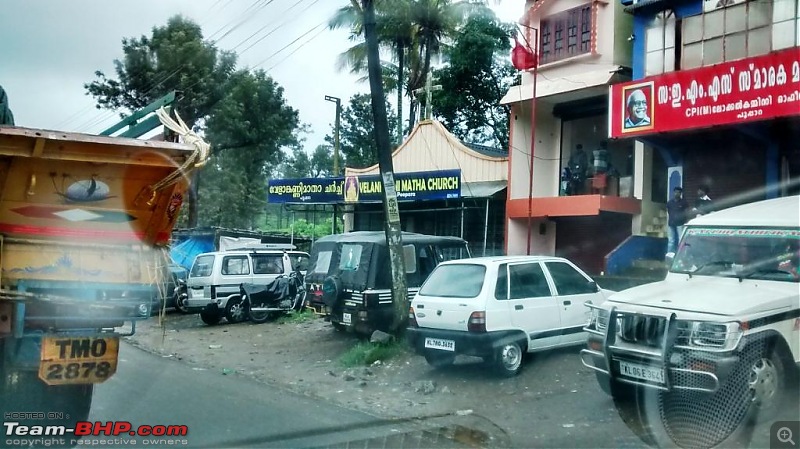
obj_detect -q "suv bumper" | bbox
[581,307,742,393]
[406,327,517,358]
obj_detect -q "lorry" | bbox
[581,195,800,449]
[0,102,205,440]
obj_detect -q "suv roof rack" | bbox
[226,243,297,251]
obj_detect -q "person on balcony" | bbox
[568,144,588,195]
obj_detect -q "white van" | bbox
[581,195,800,449]
[186,244,309,325]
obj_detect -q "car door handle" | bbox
[563,300,572,306]
[515,305,524,310]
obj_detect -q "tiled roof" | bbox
[464,142,508,158]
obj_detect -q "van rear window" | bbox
[190,255,215,278]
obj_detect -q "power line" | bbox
[236,0,319,56]
[265,25,327,71]
[252,20,327,69]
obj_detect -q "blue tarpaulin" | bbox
[170,236,215,271]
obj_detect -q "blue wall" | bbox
[630,0,703,80]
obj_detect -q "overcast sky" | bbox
[0,0,521,152]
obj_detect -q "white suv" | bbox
[186,244,309,325]
[581,195,800,449]
[407,255,612,376]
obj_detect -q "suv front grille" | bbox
[618,315,666,347]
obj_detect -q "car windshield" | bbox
[419,263,486,298]
[671,227,800,281]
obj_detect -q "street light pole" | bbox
[523,28,539,256]
[324,95,341,176]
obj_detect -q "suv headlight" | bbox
[678,321,743,351]
[586,305,610,331]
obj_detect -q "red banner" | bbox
[609,47,800,138]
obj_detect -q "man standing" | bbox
[666,187,689,256]
[693,186,713,217]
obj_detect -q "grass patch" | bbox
[338,340,406,368]
[276,308,317,325]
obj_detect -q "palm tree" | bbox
[329,1,413,144]
[330,1,491,139]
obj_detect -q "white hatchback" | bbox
[407,255,612,376]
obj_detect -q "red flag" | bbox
[511,38,537,71]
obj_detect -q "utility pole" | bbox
[413,71,442,121]
[362,0,408,333]
[324,95,341,176]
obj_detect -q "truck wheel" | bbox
[225,296,247,323]
[424,351,456,368]
[1,369,93,444]
[494,341,524,377]
[200,307,221,325]
[174,293,190,314]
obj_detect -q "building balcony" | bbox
[507,194,641,219]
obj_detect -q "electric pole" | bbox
[362,0,408,333]
[324,95,341,176]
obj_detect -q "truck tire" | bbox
[1,368,92,449]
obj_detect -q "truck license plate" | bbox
[424,338,455,352]
[342,313,351,325]
[39,336,119,386]
[618,360,665,384]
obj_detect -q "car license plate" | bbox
[342,313,351,325]
[424,337,455,352]
[39,336,119,386]
[618,360,665,384]
[190,288,204,298]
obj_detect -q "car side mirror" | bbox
[588,281,599,292]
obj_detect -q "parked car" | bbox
[305,231,471,334]
[185,244,310,325]
[581,195,800,449]
[406,255,612,376]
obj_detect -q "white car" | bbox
[406,255,613,376]
[186,244,309,325]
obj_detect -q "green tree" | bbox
[84,15,237,227]
[330,1,485,137]
[431,12,514,149]
[281,144,335,178]
[199,69,300,229]
[326,93,397,170]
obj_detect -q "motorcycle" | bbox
[240,269,307,324]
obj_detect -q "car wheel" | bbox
[200,307,221,325]
[494,341,524,377]
[225,296,247,323]
[424,351,456,368]
[174,292,190,314]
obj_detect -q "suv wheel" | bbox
[495,341,524,377]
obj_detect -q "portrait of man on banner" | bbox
[344,176,360,203]
[622,83,654,131]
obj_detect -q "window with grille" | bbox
[645,11,679,76]
[681,0,798,70]
[540,4,593,64]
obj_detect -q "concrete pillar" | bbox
[633,140,652,200]
[632,140,653,235]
